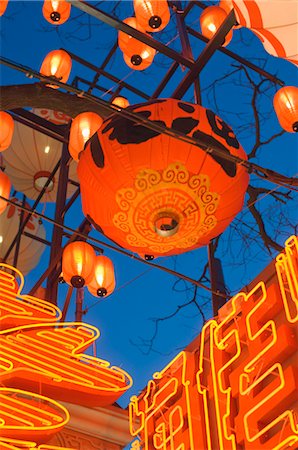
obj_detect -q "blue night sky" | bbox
[0,0,297,422]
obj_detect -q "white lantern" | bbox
[0,198,46,275]
[3,109,78,202]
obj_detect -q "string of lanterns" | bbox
[62,241,115,298]
[0,0,297,301]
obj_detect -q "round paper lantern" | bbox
[0,111,14,152]
[77,98,249,258]
[87,255,115,298]
[200,6,233,47]
[219,0,241,28]
[123,49,155,71]
[112,97,130,109]
[62,241,96,288]
[118,17,156,69]
[0,198,46,275]
[0,0,8,16]
[0,171,11,215]
[42,0,71,25]
[273,86,298,132]
[133,0,170,32]
[40,49,72,88]
[69,112,103,162]
[3,110,78,202]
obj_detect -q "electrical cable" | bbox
[0,194,228,298]
[1,56,297,190]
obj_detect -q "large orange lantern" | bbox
[62,241,96,288]
[273,86,298,133]
[40,49,72,87]
[118,17,156,69]
[87,255,116,298]
[200,5,233,47]
[42,0,71,25]
[0,112,14,152]
[0,171,11,216]
[0,0,8,16]
[133,0,170,32]
[77,98,249,258]
[69,112,103,162]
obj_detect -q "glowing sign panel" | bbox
[129,235,298,449]
[0,263,132,449]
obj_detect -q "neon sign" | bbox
[129,235,298,449]
[0,264,132,449]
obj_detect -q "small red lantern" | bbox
[133,0,170,32]
[273,86,298,133]
[78,98,249,258]
[42,0,71,25]
[62,241,96,288]
[0,0,8,16]
[200,5,233,47]
[0,171,11,215]
[112,97,130,109]
[40,49,72,88]
[87,255,115,298]
[123,49,155,71]
[69,112,103,162]
[0,112,14,152]
[118,17,156,70]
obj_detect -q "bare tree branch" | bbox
[247,185,284,253]
[0,83,110,118]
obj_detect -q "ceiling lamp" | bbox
[0,0,8,16]
[62,241,96,288]
[273,86,298,133]
[87,255,116,298]
[133,0,170,32]
[0,198,46,275]
[0,111,14,152]
[77,98,249,258]
[3,109,78,202]
[69,112,103,162]
[0,171,11,215]
[200,5,233,47]
[112,97,130,109]
[42,0,71,25]
[40,49,72,88]
[118,17,156,70]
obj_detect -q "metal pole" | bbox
[75,287,84,322]
[208,241,227,316]
[46,128,71,304]
[12,195,26,269]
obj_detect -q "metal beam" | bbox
[9,109,67,143]
[46,131,71,305]
[69,1,195,68]
[87,41,118,94]
[29,219,92,296]
[63,50,151,100]
[187,27,285,86]
[3,159,62,262]
[172,9,237,99]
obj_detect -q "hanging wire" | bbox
[0,194,228,298]
[1,56,297,190]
